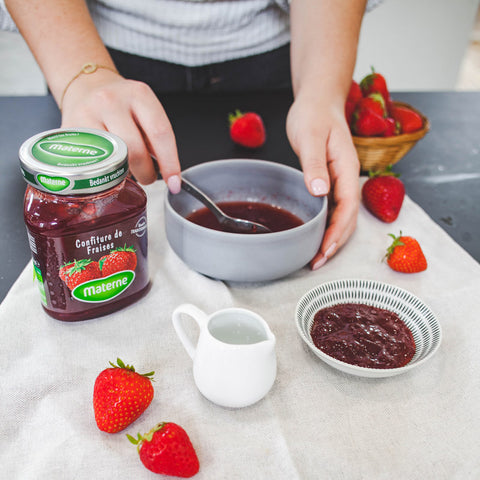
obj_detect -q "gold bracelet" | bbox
[59,62,119,111]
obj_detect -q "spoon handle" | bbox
[180,178,226,224]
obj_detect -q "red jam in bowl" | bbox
[310,303,416,369]
[186,201,304,233]
[20,129,150,321]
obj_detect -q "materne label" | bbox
[39,141,106,158]
[31,131,115,167]
[72,271,135,303]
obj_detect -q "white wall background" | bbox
[0,30,47,95]
[0,0,479,95]
[355,0,480,90]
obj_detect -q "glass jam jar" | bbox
[19,128,150,321]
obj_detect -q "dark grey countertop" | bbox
[1,91,478,302]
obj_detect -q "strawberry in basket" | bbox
[345,80,363,125]
[346,68,424,137]
[346,68,428,171]
[390,104,423,134]
[360,67,392,108]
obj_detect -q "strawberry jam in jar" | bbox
[19,128,150,321]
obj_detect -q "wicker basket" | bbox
[353,101,430,172]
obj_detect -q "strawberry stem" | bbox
[126,433,144,452]
[368,165,400,178]
[65,258,95,276]
[108,358,155,380]
[127,423,167,453]
[368,92,385,109]
[228,109,244,126]
[385,231,405,260]
[112,244,136,253]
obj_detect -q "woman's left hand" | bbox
[286,94,360,269]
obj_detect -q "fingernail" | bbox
[310,178,329,196]
[324,242,337,258]
[167,174,181,194]
[311,255,327,270]
[311,242,337,270]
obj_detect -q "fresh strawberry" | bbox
[347,80,363,105]
[362,167,405,222]
[382,117,400,137]
[390,104,423,133]
[100,246,137,276]
[356,92,386,118]
[360,67,391,106]
[345,100,356,126]
[93,358,154,434]
[128,422,200,477]
[346,80,364,126]
[228,110,266,148]
[385,232,427,273]
[352,108,388,136]
[62,258,101,290]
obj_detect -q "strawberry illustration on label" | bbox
[59,261,75,284]
[59,259,102,290]
[100,246,137,276]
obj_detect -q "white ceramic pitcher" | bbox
[172,303,277,408]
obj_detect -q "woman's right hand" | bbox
[60,68,182,192]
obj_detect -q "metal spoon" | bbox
[180,178,271,234]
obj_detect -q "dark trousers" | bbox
[108,44,292,94]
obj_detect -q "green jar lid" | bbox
[19,128,129,194]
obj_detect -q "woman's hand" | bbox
[287,0,366,268]
[5,0,182,190]
[61,69,182,192]
[286,94,360,269]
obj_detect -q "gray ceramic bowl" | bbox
[164,159,327,282]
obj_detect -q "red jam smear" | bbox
[24,178,150,321]
[186,201,304,233]
[310,303,416,369]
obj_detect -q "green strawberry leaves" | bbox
[109,358,155,380]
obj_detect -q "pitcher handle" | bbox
[172,303,209,359]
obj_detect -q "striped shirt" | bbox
[87,0,291,66]
[1,0,384,67]
[87,0,383,66]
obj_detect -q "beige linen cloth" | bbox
[1,178,479,480]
